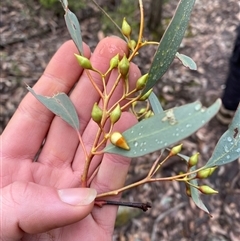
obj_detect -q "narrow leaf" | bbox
[27,86,80,131]
[204,105,240,168]
[104,99,221,157]
[60,0,68,9]
[149,92,164,114]
[63,2,83,55]
[189,177,210,215]
[180,157,211,214]
[142,0,196,95]
[176,52,197,70]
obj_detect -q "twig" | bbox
[95,200,152,212]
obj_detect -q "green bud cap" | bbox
[170,144,183,155]
[139,88,153,101]
[122,17,132,38]
[75,54,92,69]
[185,184,191,197]
[199,185,218,195]
[110,54,119,69]
[188,153,199,167]
[128,40,136,50]
[118,54,130,77]
[138,107,147,115]
[136,74,149,90]
[144,110,153,119]
[110,104,122,124]
[91,102,103,124]
[196,166,217,179]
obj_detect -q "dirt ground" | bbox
[1,0,240,240]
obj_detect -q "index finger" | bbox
[2,40,91,160]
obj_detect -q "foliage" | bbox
[28,0,240,215]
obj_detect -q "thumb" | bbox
[1,181,96,239]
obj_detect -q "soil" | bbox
[1,0,240,240]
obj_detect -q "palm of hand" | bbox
[1,37,140,240]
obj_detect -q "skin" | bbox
[1,36,140,241]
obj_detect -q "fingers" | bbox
[2,40,91,161]
[71,61,141,172]
[1,181,96,239]
[38,36,131,166]
[89,112,137,230]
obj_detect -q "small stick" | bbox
[95,200,152,212]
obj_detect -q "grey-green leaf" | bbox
[180,157,210,214]
[27,86,79,131]
[204,105,240,168]
[149,92,164,114]
[142,0,196,95]
[63,1,83,55]
[189,177,210,215]
[104,99,221,157]
[176,52,197,70]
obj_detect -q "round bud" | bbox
[188,153,199,167]
[144,110,153,119]
[136,74,149,91]
[110,132,130,150]
[74,54,92,69]
[110,104,122,124]
[91,102,103,124]
[199,185,218,195]
[118,54,130,77]
[139,88,153,101]
[170,144,183,155]
[128,40,136,50]
[110,54,119,70]
[185,184,191,197]
[122,17,131,38]
[196,167,217,179]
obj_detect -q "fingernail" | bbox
[58,188,97,206]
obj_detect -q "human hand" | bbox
[1,37,140,241]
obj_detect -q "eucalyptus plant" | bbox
[28,0,240,215]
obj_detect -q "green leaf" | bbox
[27,86,80,131]
[142,0,196,95]
[149,92,164,114]
[204,105,240,168]
[60,0,68,8]
[104,99,221,157]
[176,52,197,70]
[180,157,210,214]
[61,0,83,55]
[189,176,211,215]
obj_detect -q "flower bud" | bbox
[136,74,149,91]
[74,54,92,69]
[91,102,103,124]
[188,153,199,167]
[144,110,153,119]
[139,88,153,101]
[110,54,119,70]
[121,17,131,38]
[199,185,218,195]
[170,144,183,155]
[137,107,147,115]
[196,167,217,179]
[118,54,130,77]
[128,40,136,50]
[110,132,130,150]
[110,104,122,124]
[185,184,191,197]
